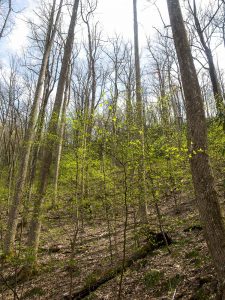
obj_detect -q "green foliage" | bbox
[143,269,164,288]
[193,287,211,300]
[135,258,149,270]
[185,249,202,267]
[145,124,191,202]
[185,250,199,259]
[65,258,80,276]
[138,224,153,241]
[5,251,34,269]
[208,122,225,158]
[164,274,183,291]
[174,237,190,247]
[0,169,10,207]
[85,272,100,287]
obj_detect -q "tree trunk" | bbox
[167,0,225,296]
[22,65,51,226]
[192,0,224,117]
[3,0,63,255]
[26,0,80,265]
[133,0,148,222]
[53,65,71,207]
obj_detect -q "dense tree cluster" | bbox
[1,0,225,298]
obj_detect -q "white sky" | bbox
[96,0,168,40]
[0,0,37,63]
[0,0,224,71]
[0,0,168,62]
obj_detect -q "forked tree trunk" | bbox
[3,0,63,255]
[133,0,148,222]
[167,0,225,296]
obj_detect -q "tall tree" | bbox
[4,0,63,255]
[81,0,99,139]
[133,0,148,222]
[166,0,225,297]
[26,0,80,266]
[52,61,73,207]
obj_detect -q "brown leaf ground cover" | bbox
[0,192,221,300]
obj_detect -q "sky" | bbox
[0,0,224,71]
[0,0,168,63]
[0,0,37,61]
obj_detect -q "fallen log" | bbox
[63,232,172,300]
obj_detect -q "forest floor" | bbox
[1,191,223,300]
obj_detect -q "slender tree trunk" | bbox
[3,0,63,255]
[86,23,97,139]
[23,64,52,225]
[53,66,72,207]
[101,149,113,264]
[167,0,225,296]
[192,0,224,115]
[133,0,148,222]
[125,84,133,130]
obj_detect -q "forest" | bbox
[1,0,225,299]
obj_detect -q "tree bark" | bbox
[26,0,80,265]
[167,0,225,296]
[3,0,63,255]
[53,65,72,207]
[133,0,148,222]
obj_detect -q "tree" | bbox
[52,60,73,207]
[133,0,148,222]
[166,0,225,297]
[81,0,100,139]
[119,41,135,129]
[3,0,63,255]
[26,0,80,266]
[187,0,225,119]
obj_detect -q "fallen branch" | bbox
[63,232,172,300]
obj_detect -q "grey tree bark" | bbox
[133,0,148,222]
[53,64,72,207]
[167,0,225,297]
